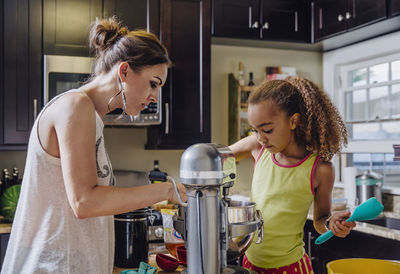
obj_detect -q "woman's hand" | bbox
[329,211,356,238]
[167,183,187,205]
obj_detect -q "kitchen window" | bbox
[339,52,400,189]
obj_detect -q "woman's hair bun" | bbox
[89,16,128,52]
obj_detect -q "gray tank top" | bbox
[2,90,114,274]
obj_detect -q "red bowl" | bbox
[177,246,187,266]
[156,253,179,271]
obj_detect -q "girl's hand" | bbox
[167,183,187,205]
[329,211,356,238]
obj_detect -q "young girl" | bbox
[2,17,186,273]
[229,77,355,273]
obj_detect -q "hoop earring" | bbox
[107,75,124,112]
[121,90,127,115]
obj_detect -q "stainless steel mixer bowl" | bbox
[227,200,260,262]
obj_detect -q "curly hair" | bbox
[248,76,347,161]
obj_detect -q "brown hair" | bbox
[89,16,171,75]
[248,76,347,161]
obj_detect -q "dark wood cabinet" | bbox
[0,233,10,268]
[212,0,310,42]
[304,220,400,274]
[43,0,102,56]
[212,0,260,39]
[44,0,159,56]
[314,0,387,41]
[389,0,400,17]
[0,0,42,148]
[103,0,160,37]
[261,0,309,42]
[146,0,211,149]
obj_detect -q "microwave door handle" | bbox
[165,102,169,134]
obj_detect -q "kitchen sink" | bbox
[361,217,400,230]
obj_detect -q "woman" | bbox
[2,17,187,273]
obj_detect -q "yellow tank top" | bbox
[246,147,319,268]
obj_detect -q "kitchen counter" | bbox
[307,211,400,241]
[0,223,11,234]
[113,254,184,274]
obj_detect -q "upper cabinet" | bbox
[390,0,400,17]
[43,0,159,56]
[212,0,260,39]
[313,0,387,41]
[146,0,211,149]
[212,0,310,42]
[103,0,160,36]
[0,0,42,149]
[43,0,102,56]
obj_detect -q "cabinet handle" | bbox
[338,14,344,22]
[251,21,259,29]
[33,99,38,121]
[165,102,169,134]
[262,22,269,30]
[307,232,316,261]
[345,12,351,20]
[294,11,298,32]
[248,7,252,28]
[319,8,323,30]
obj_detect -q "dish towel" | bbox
[120,262,157,274]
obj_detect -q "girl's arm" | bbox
[229,134,261,161]
[313,160,355,236]
[48,94,186,219]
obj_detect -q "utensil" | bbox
[315,197,383,245]
[156,253,186,271]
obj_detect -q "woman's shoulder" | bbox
[47,90,96,127]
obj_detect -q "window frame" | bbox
[339,52,400,153]
[323,32,400,193]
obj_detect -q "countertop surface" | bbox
[0,218,12,234]
[113,254,184,274]
[307,211,400,241]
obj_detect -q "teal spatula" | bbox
[315,197,383,245]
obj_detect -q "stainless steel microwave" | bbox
[43,55,162,126]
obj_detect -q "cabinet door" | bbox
[43,0,102,56]
[303,220,324,273]
[104,0,160,37]
[390,0,400,17]
[146,0,211,149]
[261,0,308,42]
[0,233,10,268]
[314,0,347,41]
[212,0,260,39]
[347,0,386,30]
[1,0,42,147]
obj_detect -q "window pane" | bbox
[348,153,400,187]
[345,89,366,121]
[369,63,389,84]
[350,68,367,87]
[392,60,400,80]
[392,84,400,118]
[349,121,400,140]
[369,86,389,120]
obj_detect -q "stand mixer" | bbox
[150,143,263,273]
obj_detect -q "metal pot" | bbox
[356,170,383,204]
[227,200,263,262]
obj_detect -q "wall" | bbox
[0,44,323,195]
